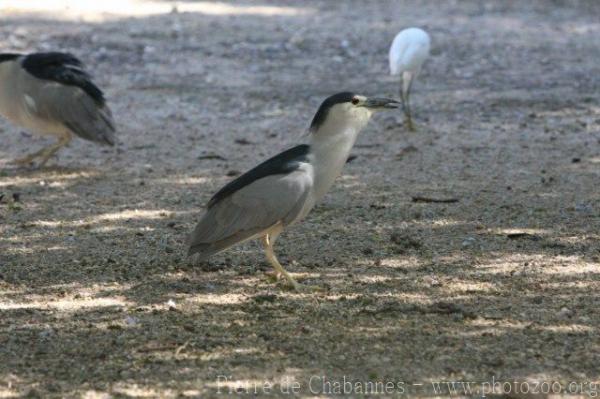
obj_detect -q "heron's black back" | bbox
[207,144,310,208]
[22,52,105,106]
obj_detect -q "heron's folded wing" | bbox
[188,169,312,252]
[19,66,116,145]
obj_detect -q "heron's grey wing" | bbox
[188,169,312,259]
[20,73,116,145]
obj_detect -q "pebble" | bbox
[557,307,573,319]
[461,237,476,247]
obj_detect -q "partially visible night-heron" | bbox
[188,92,399,290]
[0,52,115,167]
[389,28,430,131]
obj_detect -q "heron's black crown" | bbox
[309,92,356,131]
[22,52,106,106]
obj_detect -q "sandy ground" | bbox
[1,0,600,397]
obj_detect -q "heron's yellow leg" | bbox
[262,234,301,291]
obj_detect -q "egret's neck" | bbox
[309,116,370,201]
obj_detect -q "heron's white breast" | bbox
[0,61,21,122]
[0,63,69,138]
[309,123,363,201]
[293,161,318,223]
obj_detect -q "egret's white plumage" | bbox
[389,27,430,130]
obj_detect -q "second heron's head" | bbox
[309,92,399,135]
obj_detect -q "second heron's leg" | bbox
[262,234,300,291]
[12,146,49,166]
[13,135,72,167]
[37,135,72,167]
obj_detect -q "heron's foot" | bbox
[37,152,55,168]
[263,270,300,290]
[264,270,283,282]
[36,145,66,167]
[298,283,325,293]
[406,118,416,132]
[12,137,69,168]
[283,276,302,292]
[11,146,59,168]
[264,272,322,292]
[290,283,328,292]
[11,153,39,166]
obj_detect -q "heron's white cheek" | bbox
[350,108,372,127]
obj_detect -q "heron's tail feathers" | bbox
[97,105,116,146]
[66,101,116,146]
[86,104,116,146]
[187,228,263,260]
[187,241,229,260]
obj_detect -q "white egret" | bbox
[389,28,431,131]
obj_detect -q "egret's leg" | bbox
[402,72,415,131]
[405,89,415,132]
[399,86,409,128]
[262,234,301,291]
[399,83,406,112]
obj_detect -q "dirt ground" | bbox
[1,0,600,397]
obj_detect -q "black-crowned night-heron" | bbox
[389,28,431,131]
[0,52,115,167]
[188,92,399,290]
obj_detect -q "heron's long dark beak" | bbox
[363,97,401,110]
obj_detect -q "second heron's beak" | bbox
[363,97,400,110]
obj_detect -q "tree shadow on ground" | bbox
[1,0,600,397]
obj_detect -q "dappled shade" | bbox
[2,0,600,397]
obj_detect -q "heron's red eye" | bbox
[351,98,359,105]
